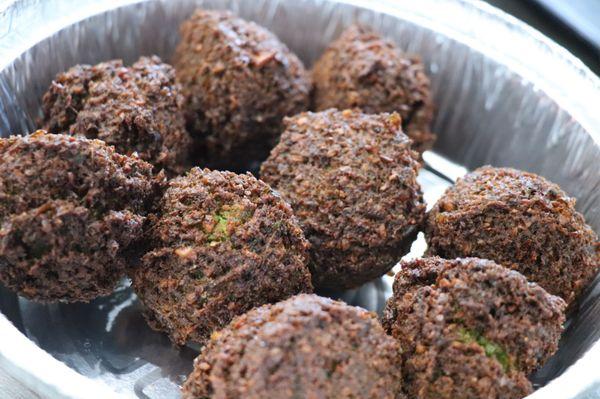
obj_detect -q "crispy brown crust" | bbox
[172,9,311,170]
[311,25,435,153]
[260,109,425,289]
[381,257,565,399]
[425,166,600,306]
[182,294,405,399]
[131,168,312,345]
[41,56,192,174]
[0,131,161,302]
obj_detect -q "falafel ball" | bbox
[182,294,405,399]
[130,168,312,345]
[382,257,565,399]
[41,56,192,174]
[0,131,161,302]
[311,25,435,153]
[172,9,311,170]
[260,109,425,289]
[425,166,600,306]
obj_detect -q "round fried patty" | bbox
[382,257,565,399]
[182,294,405,399]
[425,166,600,306]
[172,9,311,170]
[41,56,192,174]
[260,109,425,289]
[311,25,435,153]
[131,168,312,345]
[0,131,161,302]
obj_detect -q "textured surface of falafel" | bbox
[311,25,435,153]
[381,257,565,399]
[182,294,405,399]
[172,9,311,170]
[425,166,600,306]
[41,56,192,174]
[131,168,312,345]
[260,109,425,289]
[0,131,161,302]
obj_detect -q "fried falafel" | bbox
[311,25,435,153]
[260,109,425,289]
[425,166,600,305]
[172,9,311,170]
[0,131,161,302]
[182,294,405,399]
[382,257,565,399]
[130,168,312,345]
[41,56,192,174]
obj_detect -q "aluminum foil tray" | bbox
[0,0,599,398]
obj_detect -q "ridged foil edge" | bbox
[0,0,598,398]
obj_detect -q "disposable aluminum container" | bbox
[0,0,599,398]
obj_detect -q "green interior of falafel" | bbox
[206,204,252,243]
[457,327,512,372]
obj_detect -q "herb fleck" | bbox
[457,327,512,372]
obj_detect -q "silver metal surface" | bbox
[0,0,599,398]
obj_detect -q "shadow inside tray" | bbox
[316,277,391,315]
[530,272,600,387]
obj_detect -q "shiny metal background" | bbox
[0,0,598,398]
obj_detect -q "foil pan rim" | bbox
[0,0,599,398]
[0,313,127,399]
